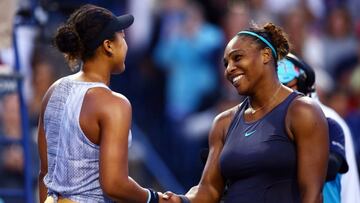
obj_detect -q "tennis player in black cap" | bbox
[37,4,167,203]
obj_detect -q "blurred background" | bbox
[1,0,360,202]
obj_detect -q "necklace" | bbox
[248,84,282,114]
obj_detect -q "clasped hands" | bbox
[157,191,185,203]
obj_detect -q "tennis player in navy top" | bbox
[164,22,329,203]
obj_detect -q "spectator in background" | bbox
[249,0,278,25]
[281,6,311,57]
[281,7,306,55]
[153,1,224,187]
[221,1,250,42]
[154,1,224,123]
[279,3,326,75]
[322,5,358,76]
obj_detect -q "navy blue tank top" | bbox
[220,92,300,203]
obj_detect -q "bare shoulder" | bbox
[85,87,132,115]
[210,104,240,142]
[288,96,324,119]
[287,96,327,139]
[214,105,239,125]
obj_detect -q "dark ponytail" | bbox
[241,22,291,63]
[262,23,290,60]
[53,4,115,68]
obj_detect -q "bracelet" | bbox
[179,195,190,203]
[147,188,159,203]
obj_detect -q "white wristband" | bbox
[146,189,151,203]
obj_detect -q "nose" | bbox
[224,61,237,80]
[226,61,237,74]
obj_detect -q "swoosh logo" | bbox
[245,130,256,137]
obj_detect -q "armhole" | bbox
[77,85,110,147]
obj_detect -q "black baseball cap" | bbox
[88,14,134,50]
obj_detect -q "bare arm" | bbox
[184,109,236,203]
[97,90,150,203]
[287,97,329,203]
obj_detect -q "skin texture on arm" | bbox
[184,107,238,203]
[286,96,329,203]
[86,87,167,203]
[86,88,148,203]
[38,113,48,203]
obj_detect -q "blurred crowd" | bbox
[1,0,360,202]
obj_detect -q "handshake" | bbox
[151,190,190,203]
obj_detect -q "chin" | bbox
[234,85,250,96]
[112,64,125,74]
[236,89,246,96]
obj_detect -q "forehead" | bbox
[224,36,256,57]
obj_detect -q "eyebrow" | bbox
[227,49,244,58]
[223,49,243,64]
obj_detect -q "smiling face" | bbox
[223,35,267,95]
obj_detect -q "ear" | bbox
[102,40,113,56]
[261,48,272,64]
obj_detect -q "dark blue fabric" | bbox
[327,117,348,173]
[220,92,300,203]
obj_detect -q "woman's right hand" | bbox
[161,191,181,203]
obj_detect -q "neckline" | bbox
[240,91,297,125]
[247,84,282,114]
[63,76,108,86]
